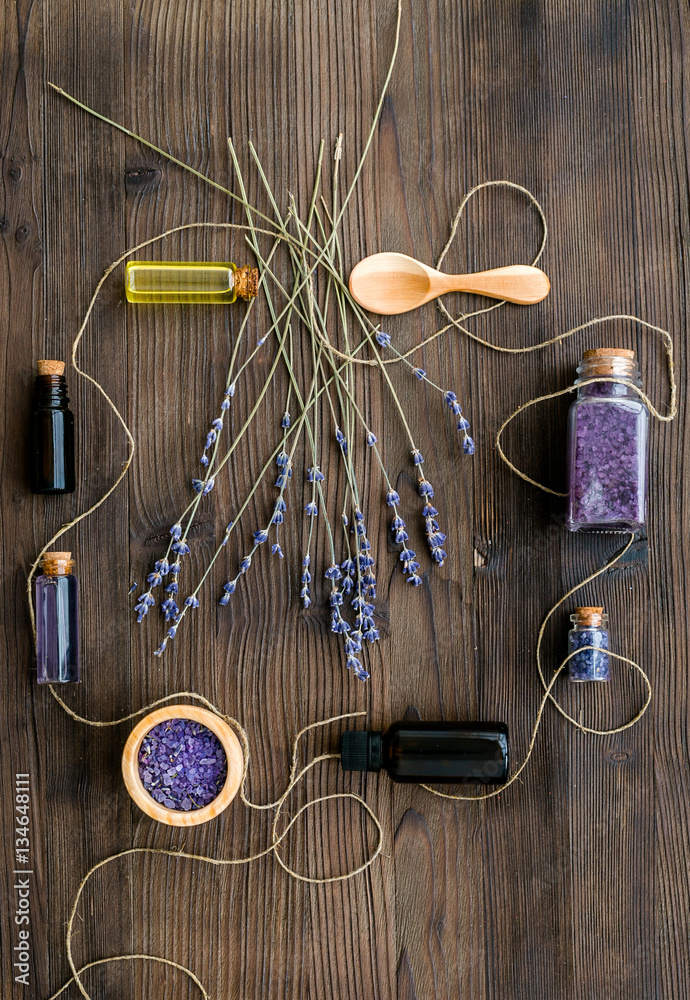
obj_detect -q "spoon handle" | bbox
[438,265,550,305]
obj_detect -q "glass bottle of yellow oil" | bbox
[124,262,259,304]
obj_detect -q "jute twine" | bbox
[33,182,676,998]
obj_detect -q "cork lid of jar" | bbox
[583,348,635,359]
[572,606,606,627]
[40,551,74,575]
[37,359,66,376]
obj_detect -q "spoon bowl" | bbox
[349,252,550,315]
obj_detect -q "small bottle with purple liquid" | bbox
[35,551,79,684]
[568,606,610,682]
[566,348,648,532]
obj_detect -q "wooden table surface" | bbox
[2,2,689,997]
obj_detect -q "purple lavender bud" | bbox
[330,590,344,607]
[444,390,457,406]
[272,511,284,525]
[413,367,426,380]
[170,523,183,541]
[240,556,251,573]
[463,436,475,455]
[253,529,269,545]
[418,479,434,497]
[344,637,361,656]
[205,431,217,449]
[221,398,230,411]
[303,555,310,566]
[324,564,343,580]
[202,478,215,494]
[400,548,417,563]
[185,596,200,608]
[307,466,325,482]
[450,401,462,415]
[155,558,170,576]
[128,583,138,594]
[457,416,470,431]
[304,500,318,516]
[275,472,288,488]
[366,431,377,446]
[341,558,354,574]
[219,593,231,606]
[192,479,204,494]
[386,489,401,507]
[335,428,348,454]
[300,587,311,607]
[276,451,289,467]
[342,514,349,527]
[391,515,405,530]
[408,574,422,587]
[302,570,312,583]
[147,571,162,587]
[200,455,210,467]
[154,640,167,656]
[282,412,290,428]
[394,528,409,544]
[422,504,438,517]
[412,449,424,465]
[432,548,447,565]
[354,509,364,522]
[165,582,179,594]
[226,382,236,397]
[360,538,371,550]
[271,543,284,557]
[376,331,391,347]
[223,581,236,594]
[342,576,354,595]
[170,561,181,575]
[364,627,379,642]
[167,625,178,638]
[276,498,287,512]
[172,540,190,556]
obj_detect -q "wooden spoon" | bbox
[348,252,550,315]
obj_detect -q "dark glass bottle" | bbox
[35,551,79,684]
[341,721,509,785]
[30,360,75,494]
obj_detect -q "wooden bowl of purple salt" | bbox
[122,705,244,826]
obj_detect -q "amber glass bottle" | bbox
[341,721,509,785]
[30,360,75,494]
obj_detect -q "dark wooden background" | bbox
[2,1,689,997]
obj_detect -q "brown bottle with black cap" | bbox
[341,720,509,785]
[30,360,75,494]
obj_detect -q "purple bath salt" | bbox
[138,718,228,811]
[566,348,649,532]
[567,607,610,682]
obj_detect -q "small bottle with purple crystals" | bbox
[567,606,610,682]
[566,348,649,532]
[35,551,79,684]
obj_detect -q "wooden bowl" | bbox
[122,705,244,826]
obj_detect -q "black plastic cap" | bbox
[341,730,382,772]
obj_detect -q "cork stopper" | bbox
[578,348,638,379]
[583,348,635,359]
[234,265,259,301]
[40,551,74,576]
[37,360,65,376]
[571,606,607,628]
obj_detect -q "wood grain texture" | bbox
[1,1,689,998]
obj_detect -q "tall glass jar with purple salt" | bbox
[566,348,649,532]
